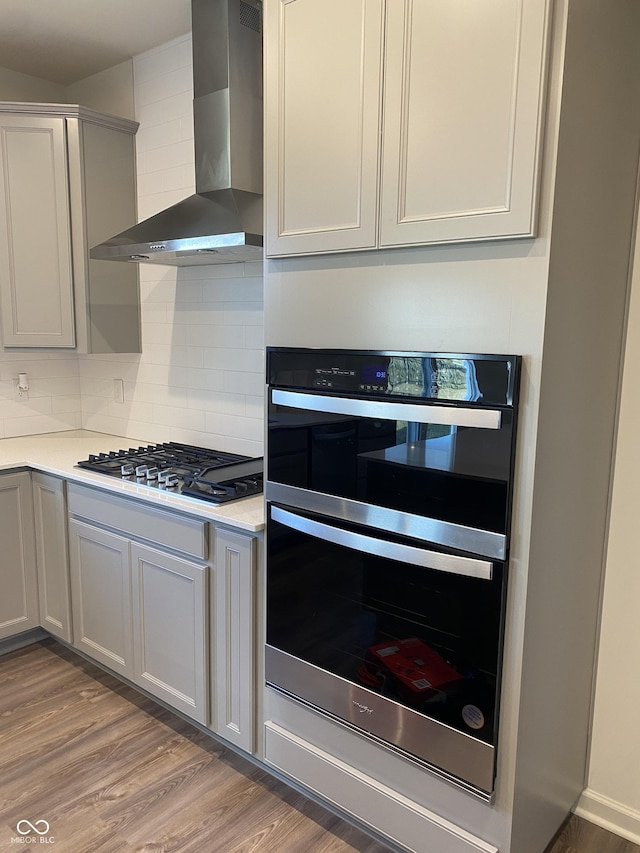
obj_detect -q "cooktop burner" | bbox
[76,442,263,504]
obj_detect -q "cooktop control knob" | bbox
[135,465,149,478]
[121,464,134,477]
[146,467,159,481]
[164,474,179,488]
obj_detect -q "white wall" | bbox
[0,66,65,102]
[575,201,640,846]
[65,60,135,119]
[78,36,265,456]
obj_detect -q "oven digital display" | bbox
[361,365,388,384]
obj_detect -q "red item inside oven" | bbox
[368,637,463,695]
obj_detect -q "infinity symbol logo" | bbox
[16,819,50,836]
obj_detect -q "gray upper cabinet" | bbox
[265,0,550,257]
[0,103,141,352]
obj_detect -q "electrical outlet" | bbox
[14,383,28,402]
[113,378,125,404]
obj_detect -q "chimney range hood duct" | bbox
[91,0,263,266]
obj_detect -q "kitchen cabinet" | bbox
[265,0,549,256]
[209,527,257,752]
[0,103,140,352]
[131,543,208,723]
[32,472,72,643]
[67,484,209,721]
[68,518,134,679]
[0,471,38,640]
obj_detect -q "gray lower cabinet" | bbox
[68,518,134,679]
[32,472,73,643]
[0,471,38,639]
[66,484,219,729]
[209,527,257,752]
[131,543,208,723]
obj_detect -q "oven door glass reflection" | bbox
[266,504,507,750]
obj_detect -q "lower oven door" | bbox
[266,502,508,798]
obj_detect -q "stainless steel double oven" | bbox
[265,348,521,798]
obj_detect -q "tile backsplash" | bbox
[0,34,265,454]
[0,352,81,439]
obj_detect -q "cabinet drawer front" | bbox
[265,722,497,853]
[68,483,207,560]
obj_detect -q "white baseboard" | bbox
[575,788,640,846]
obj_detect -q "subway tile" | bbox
[135,90,193,127]
[185,367,225,392]
[2,397,53,419]
[223,305,264,326]
[141,322,187,347]
[52,396,82,414]
[204,411,263,443]
[166,426,224,450]
[127,382,188,407]
[244,325,264,349]
[136,119,184,154]
[143,140,194,174]
[152,403,205,432]
[187,324,242,349]
[245,395,266,419]
[136,64,193,108]
[225,436,263,457]
[223,371,264,397]
[4,413,81,437]
[202,347,264,373]
[187,388,246,416]
[244,261,265,278]
[133,36,192,86]
[28,377,81,398]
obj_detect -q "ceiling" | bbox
[0,0,192,86]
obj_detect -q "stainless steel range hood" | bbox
[91,0,263,266]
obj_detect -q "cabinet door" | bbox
[32,473,72,643]
[265,0,384,256]
[380,0,549,246]
[131,544,208,724]
[68,519,133,679]
[0,115,75,347]
[210,528,256,752]
[0,472,38,639]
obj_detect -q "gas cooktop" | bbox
[76,442,263,504]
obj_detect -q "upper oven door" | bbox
[266,350,519,561]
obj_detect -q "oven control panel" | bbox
[268,348,519,406]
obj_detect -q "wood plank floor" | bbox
[0,640,636,853]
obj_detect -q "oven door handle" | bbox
[271,389,502,430]
[271,506,493,580]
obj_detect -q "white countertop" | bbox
[0,430,265,533]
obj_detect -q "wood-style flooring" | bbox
[0,640,636,853]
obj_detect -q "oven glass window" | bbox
[267,509,507,747]
[268,404,514,534]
